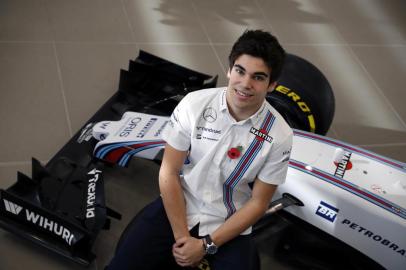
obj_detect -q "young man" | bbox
[107,30,292,270]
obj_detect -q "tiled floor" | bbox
[0,0,405,269]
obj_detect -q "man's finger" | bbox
[173,241,185,248]
[175,258,190,267]
[172,246,185,256]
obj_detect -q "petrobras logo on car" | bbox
[341,218,406,259]
[316,201,339,222]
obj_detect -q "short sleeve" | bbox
[257,130,293,185]
[161,94,192,151]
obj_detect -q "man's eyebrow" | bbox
[234,64,246,71]
[233,64,269,78]
[253,72,269,78]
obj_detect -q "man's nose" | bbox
[241,75,252,89]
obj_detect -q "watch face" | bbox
[207,244,218,255]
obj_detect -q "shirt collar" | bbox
[249,100,267,124]
[219,88,228,112]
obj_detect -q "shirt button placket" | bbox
[203,190,211,201]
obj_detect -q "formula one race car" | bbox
[0,51,405,270]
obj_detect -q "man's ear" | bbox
[267,81,277,92]
[227,68,231,79]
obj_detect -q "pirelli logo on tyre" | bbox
[275,85,316,132]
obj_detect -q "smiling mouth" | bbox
[235,89,253,98]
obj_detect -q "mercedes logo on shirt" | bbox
[202,107,217,123]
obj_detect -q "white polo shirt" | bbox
[161,87,292,236]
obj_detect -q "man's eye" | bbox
[253,76,265,81]
[235,68,244,75]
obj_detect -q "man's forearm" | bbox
[210,197,267,247]
[159,143,190,241]
[211,180,277,247]
[159,173,190,240]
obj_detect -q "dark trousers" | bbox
[107,197,257,270]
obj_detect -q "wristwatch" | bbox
[203,235,218,255]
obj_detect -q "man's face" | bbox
[226,54,276,121]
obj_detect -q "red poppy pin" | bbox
[228,146,243,159]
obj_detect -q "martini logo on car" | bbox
[86,168,102,219]
[316,201,339,222]
[334,149,352,178]
[3,199,23,215]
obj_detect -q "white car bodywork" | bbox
[92,112,406,270]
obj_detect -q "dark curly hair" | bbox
[228,30,286,83]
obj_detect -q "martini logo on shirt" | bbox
[250,127,273,143]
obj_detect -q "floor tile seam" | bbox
[349,43,406,48]
[119,0,137,43]
[52,42,73,137]
[345,44,406,129]
[253,0,279,37]
[283,43,406,47]
[190,1,227,76]
[0,41,157,45]
[0,41,140,45]
[358,142,406,148]
[326,21,406,129]
[0,160,49,167]
[284,43,348,47]
[328,126,341,140]
[0,41,54,44]
[0,41,404,47]
[136,41,215,46]
[212,1,341,143]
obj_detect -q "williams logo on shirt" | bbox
[250,127,273,143]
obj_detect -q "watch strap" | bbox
[204,235,213,245]
[203,235,218,255]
